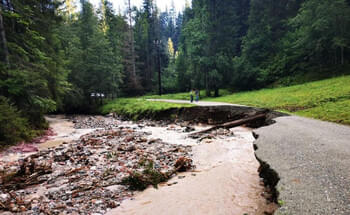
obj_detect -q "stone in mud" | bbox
[147,138,161,144]
[0,193,10,207]
[126,146,136,152]
[213,128,234,136]
[183,126,195,133]
[0,117,195,215]
[54,151,70,162]
[137,137,148,143]
[199,134,215,142]
[174,157,193,172]
[124,135,134,142]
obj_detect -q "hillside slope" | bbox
[205,76,350,125]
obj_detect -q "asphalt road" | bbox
[147,99,246,107]
[150,99,350,214]
[255,116,350,215]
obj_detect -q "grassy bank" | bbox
[103,76,350,125]
[101,98,193,120]
[144,89,231,100]
[205,75,350,125]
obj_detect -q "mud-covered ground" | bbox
[0,115,276,215]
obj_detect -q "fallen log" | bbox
[189,113,267,137]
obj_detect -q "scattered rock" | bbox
[0,116,193,214]
[167,182,178,186]
[70,116,119,129]
[183,126,195,133]
[174,157,193,172]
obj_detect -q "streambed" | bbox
[0,115,276,214]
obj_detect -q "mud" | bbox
[1,109,280,214]
[39,115,95,149]
[123,105,286,126]
[107,126,277,215]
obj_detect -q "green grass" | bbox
[204,75,350,125]
[103,75,350,125]
[295,100,350,125]
[144,89,231,100]
[102,98,193,120]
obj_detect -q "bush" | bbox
[0,96,32,147]
[120,159,167,191]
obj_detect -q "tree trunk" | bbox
[0,7,9,65]
[214,87,219,97]
[341,46,344,65]
[128,0,137,85]
[157,43,162,96]
[205,69,210,97]
[189,113,267,137]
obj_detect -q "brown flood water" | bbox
[38,115,95,149]
[107,126,277,215]
[0,115,94,162]
[1,116,276,214]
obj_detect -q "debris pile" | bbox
[0,125,193,214]
[189,127,235,140]
[1,155,52,191]
[70,116,119,129]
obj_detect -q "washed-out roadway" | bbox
[150,99,350,214]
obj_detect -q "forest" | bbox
[0,0,350,145]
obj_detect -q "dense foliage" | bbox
[0,0,63,145]
[0,96,32,146]
[176,0,350,94]
[0,0,349,145]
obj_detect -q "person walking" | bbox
[190,89,194,103]
[195,89,199,102]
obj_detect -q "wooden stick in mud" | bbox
[189,113,267,137]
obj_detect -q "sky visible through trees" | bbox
[90,0,189,12]
[0,0,349,145]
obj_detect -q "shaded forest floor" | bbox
[105,75,350,125]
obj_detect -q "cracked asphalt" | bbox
[150,99,350,214]
[254,116,350,215]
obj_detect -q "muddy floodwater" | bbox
[39,115,95,150]
[108,126,276,215]
[0,115,276,214]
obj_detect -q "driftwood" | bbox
[189,113,267,137]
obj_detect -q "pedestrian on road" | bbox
[190,89,194,103]
[195,89,199,102]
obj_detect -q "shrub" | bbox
[0,96,32,147]
[120,159,168,191]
